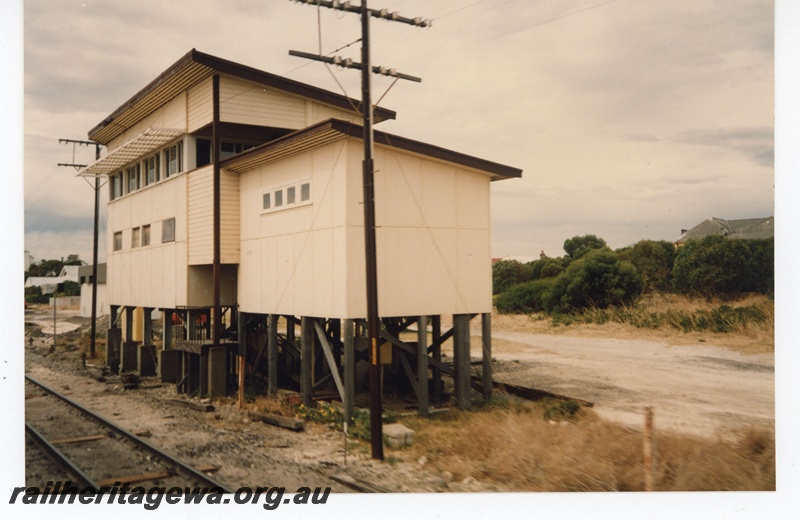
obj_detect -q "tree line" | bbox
[493,234,774,314]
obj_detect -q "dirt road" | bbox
[487,331,774,438]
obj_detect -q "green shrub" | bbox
[492,259,532,295]
[563,235,608,260]
[549,250,643,313]
[494,278,557,314]
[672,236,773,299]
[542,399,582,420]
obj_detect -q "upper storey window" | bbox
[108,138,184,200]
[195,139,256,168]
[165,141,183,178]
[145,153,160,185]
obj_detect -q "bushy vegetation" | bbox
[672,236,773,298]
[493,234,773,325]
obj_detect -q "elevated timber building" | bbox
[81,49,522,417]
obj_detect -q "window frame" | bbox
[261,180,312,215]
[161,217,176,243]
[131,226,141,248]
[142,224,151,247]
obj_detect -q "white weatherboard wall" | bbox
[106,93,188,152]
[188,75,361,134]
[237,138,493,319]
[106,173,188,309]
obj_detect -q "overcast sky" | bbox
[20,0,774,263]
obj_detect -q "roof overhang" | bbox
[223,119,523,181]
[88,49,396,145]
[78,128,183,177]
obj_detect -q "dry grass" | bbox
[396,397,775,492]
[489,294,774,354]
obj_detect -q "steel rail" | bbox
[25,374,234,494]
[25,422,99,490]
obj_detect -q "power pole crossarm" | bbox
[291,0,432,27]
[288,50,421,82]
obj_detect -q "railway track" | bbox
[24,375,234,493]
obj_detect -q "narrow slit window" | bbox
[113,232,123,252]
[300,182,310,202]
[131,227,141,248]
[274,189,283,207]
[263,192,271,210]
[287,186,296,205]
[142,225,151,247]
[162,217,176,243]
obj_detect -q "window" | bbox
[196,138,211,168]
[110,172,123,200]
[142,224,151,247]
[131,227,141,248]
[162,217,176,243]
[261,180,311,214]
[113,232,123,251]
[145,154,160,185]
[165,141,183,177]
[126,164,140,193]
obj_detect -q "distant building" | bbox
[24,265,81,294]
[675,216,774,246]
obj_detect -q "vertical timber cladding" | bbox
[187,166,240,265]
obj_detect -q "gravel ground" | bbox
[22,307,494,493]
[21,305,774,494]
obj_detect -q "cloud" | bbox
[672,127,774,167]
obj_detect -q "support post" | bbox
[143,308,153,345]
[199,348,208,398]
[124,307,134,344]
[481,312,492,402]
[89,143,100,358]
[163,309,173,350]
[431,315,442,402]
[301,317,313,406]
[267,314,279,396]
[343,319,355,426]
[212,74,222,346]
[237,311,246,408]
[644,406,655,491]
[453,314,471,410]
[417,315,429,417]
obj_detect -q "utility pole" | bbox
[290,0,430,461]
[59,138,104,358]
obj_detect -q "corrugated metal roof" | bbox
[79,129,183,176]
[676,216,774,243]
[88,49,395,145]
[223,118,523,180]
